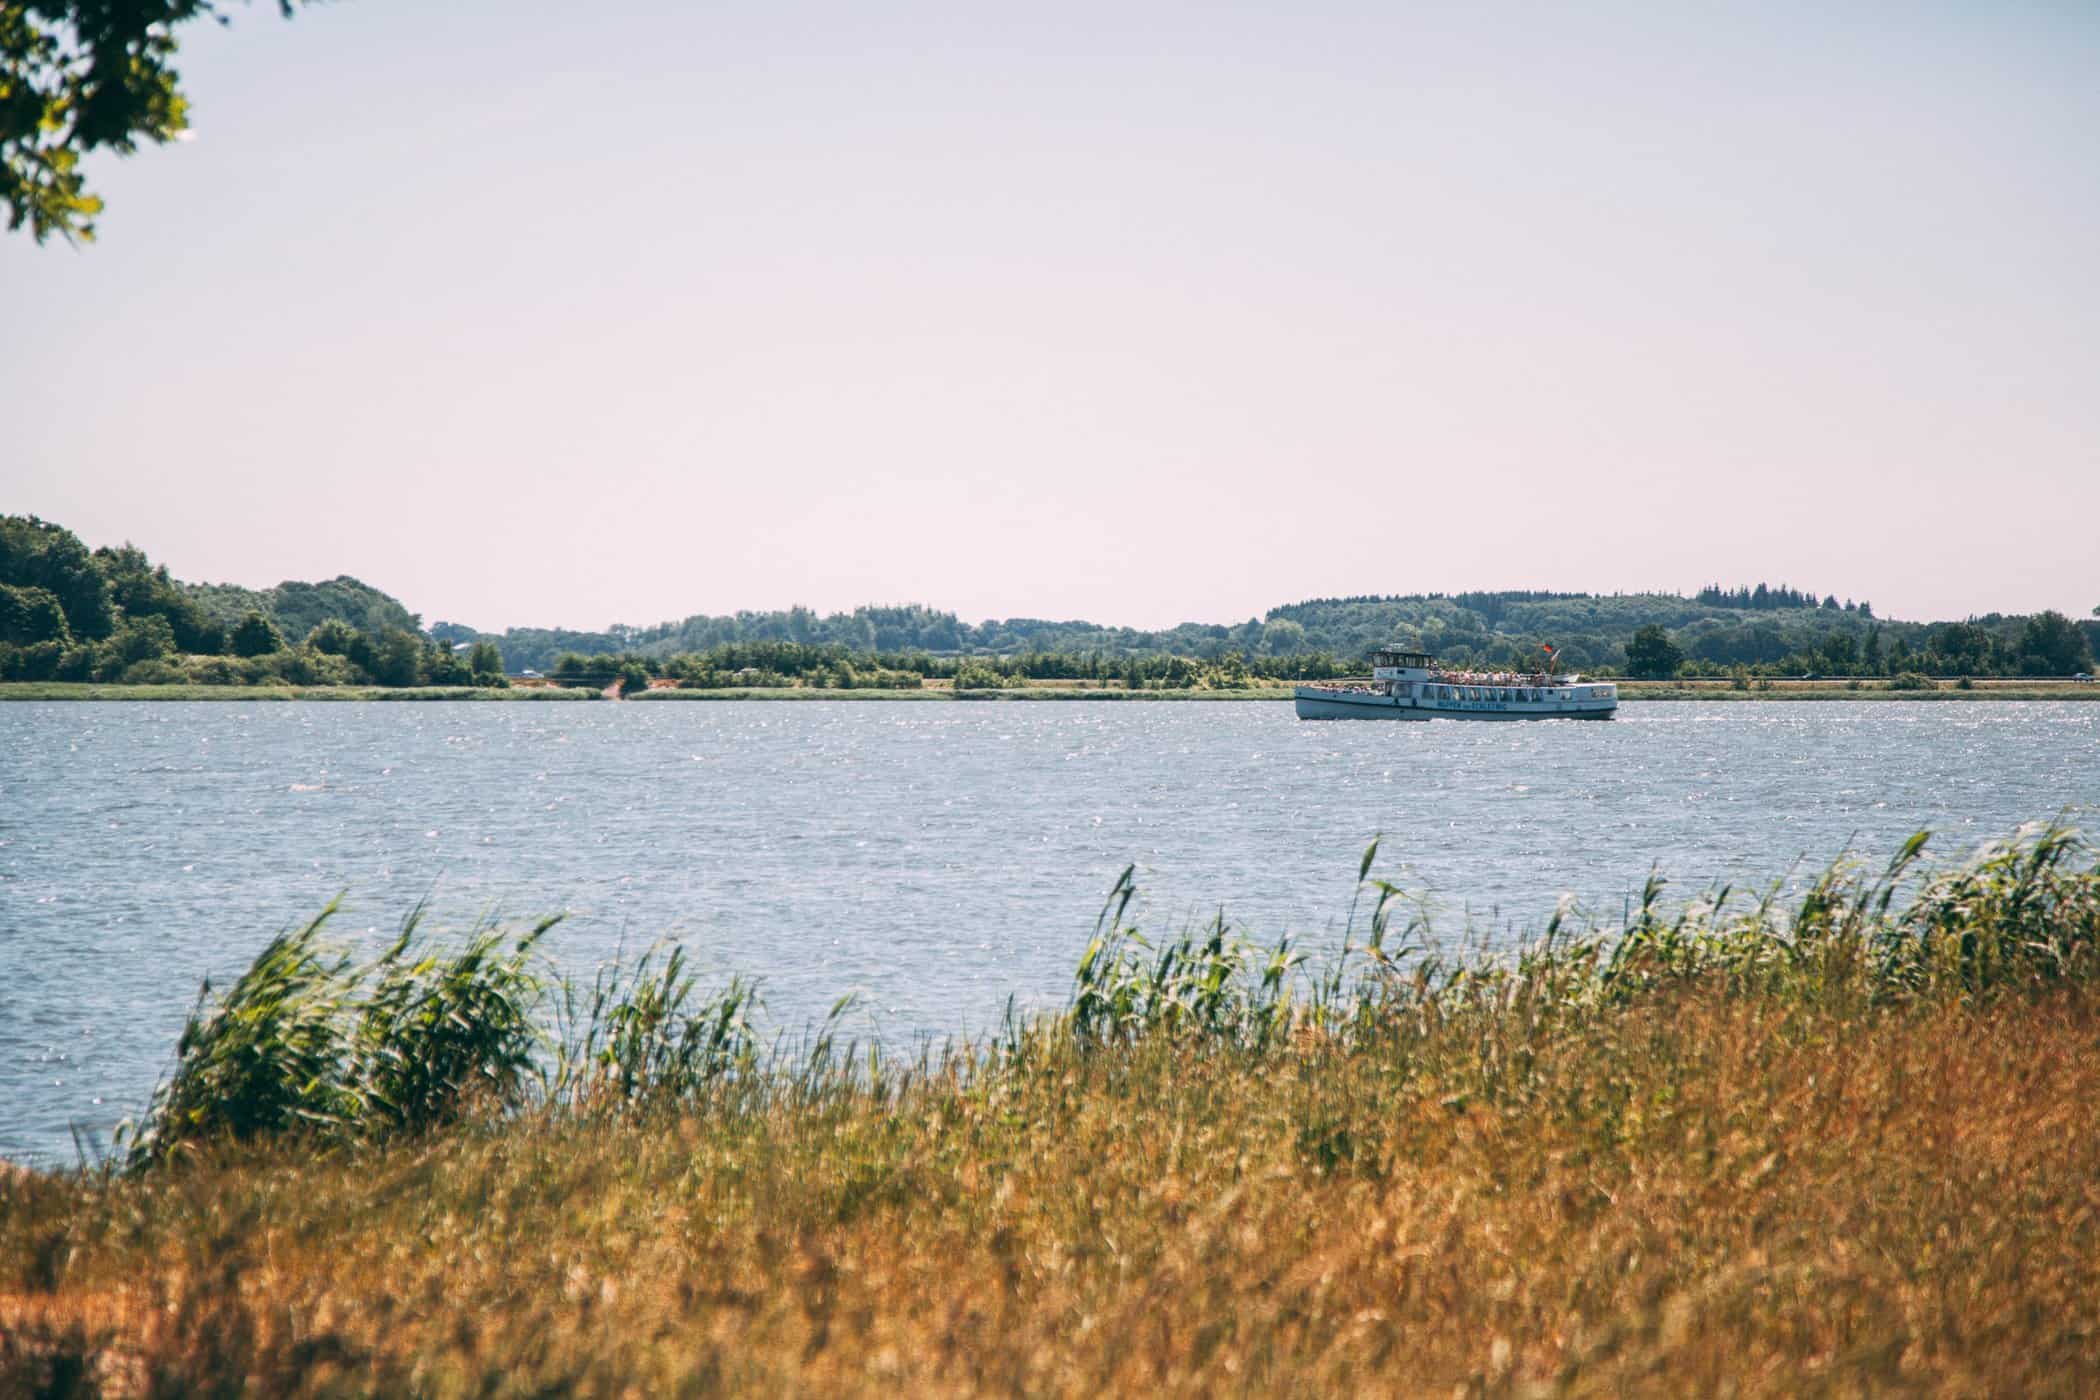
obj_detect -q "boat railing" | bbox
[1431,670,1574,687]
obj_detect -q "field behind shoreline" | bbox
[4,826,2098,1395]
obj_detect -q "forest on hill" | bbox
[0,516,496,688]
[446,589,2095,684]
[3,513,2093,688]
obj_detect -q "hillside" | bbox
[0,516,472,688]
[185,576,421,640]
[5,513,2091,683]
[444,589,2095,679]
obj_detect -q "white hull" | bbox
[1295,685,1616,721]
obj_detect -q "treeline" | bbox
[1622,614,2094,680]
[0,516,505,688]
[444,589,1899,676]
[493,587,2097,686]
[432,605,1307,677]
[541,641,1362,693]
[8,514,2094,690]
[1693,583,1869,614]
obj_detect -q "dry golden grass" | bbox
[9,825,2099,1394]
[6,986,2098,1396]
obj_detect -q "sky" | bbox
[3,1,2096,632]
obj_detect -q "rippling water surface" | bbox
[3,699,2095,1161]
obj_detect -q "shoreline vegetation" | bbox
[6,514,2096,701]
[5,823,2099,1391]
[4,678,2099,702]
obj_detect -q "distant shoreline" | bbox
[3,681,2097,703]
[0,683,598,702]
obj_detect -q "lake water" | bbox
[3,699,2095,1163]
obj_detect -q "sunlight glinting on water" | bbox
[1,699,2094,1161]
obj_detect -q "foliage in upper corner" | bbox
[0,0,303,244]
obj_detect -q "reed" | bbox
[7,821,2099,1394]
[120,906,555,1163]
[550,942,762,1111]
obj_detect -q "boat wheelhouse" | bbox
[1294,648,1616,721]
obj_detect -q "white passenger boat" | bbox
[1295,649,1616,721]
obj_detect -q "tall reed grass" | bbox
[120,819,2098,1165]
[10,820,2094,1393]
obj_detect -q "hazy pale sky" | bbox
[4,0,2095,630]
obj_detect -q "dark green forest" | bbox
[0,516,500,688]
[3,514,2093,689]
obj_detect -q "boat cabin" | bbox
[1370,650,1435,681]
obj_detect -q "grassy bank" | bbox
[628,684,1297,701]
[0,683,597,702]
[6,825,2099,1393]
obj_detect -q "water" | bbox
[2,699,2095,1163]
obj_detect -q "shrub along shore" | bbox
[5,823,2100,1393]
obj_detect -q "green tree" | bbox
[1623,624,1684,679]
[2014,611,2092,676]
[424,643,472,686]
[459,642,503,688]
[1258,618,1307,655]
[3,1,305,243]
[276,645,351,686]
[0,583,69,645]
[1819,633,1859,674]
[1205,651,1252,688]
[98,613,176,677]
[95,544,223,652]
[1922,622,1992,676]
[372,628,427,687]
[616,661,652,696]
[305,618,358,654]
[0,515,114,638]
[230,609,286,657]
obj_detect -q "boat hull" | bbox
[1294,686,1616,721]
